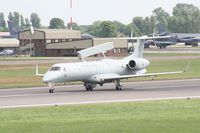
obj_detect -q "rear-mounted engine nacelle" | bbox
[127,59,150,70]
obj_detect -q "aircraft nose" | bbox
[42,72,66,84]
[42,73,53,83]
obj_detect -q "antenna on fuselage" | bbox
[77,42,113,61]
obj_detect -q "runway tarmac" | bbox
[0,79,200,109]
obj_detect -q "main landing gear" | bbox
[84,81,124,91]
[84,82,97,91]
[115,80,123,91]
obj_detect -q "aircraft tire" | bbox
[86,86,93,91]
[116,85,123,91]
[90,87,94,91]
[49,89,55,93]
[116,86,120,91]
[86,87,89,91]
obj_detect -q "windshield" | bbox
[49,66,61,71]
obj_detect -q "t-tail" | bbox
[133,39,144,58]
[123,35,171,60]
[124,39,145,60]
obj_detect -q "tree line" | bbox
[0,12,41,32]
[0,3,200,37]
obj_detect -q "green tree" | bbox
[67,22,79,30]
[132,17,148,35]
[111,21,126,36]
[87,21,102,37]
[79,25,89,33]
[0,12,6,31]
[13,11,20,27]
[20,15,26,30]
[82,21,133,37]
[149,16,157,33]
[122,23,136,37]
[30,13,41,28]
[152,7,170,31]
[169,3,200,33]
[24,18,30,29]
[49,18,65,29]
[8,12,14,21]
[99,21,117,37]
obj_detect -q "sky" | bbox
[0,0,199,26]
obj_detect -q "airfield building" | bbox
[18,29,128,57]
[0,38,19,52]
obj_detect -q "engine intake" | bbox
[126,59,150,70]
[127,60,136,69]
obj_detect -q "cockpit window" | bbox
[49,66,61,71]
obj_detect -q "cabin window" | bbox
[49,67,61,71]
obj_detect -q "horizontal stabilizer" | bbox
[77,42,113,59]
[114,36,171,40]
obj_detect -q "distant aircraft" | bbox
[144,29,177,49]
[81,33,93,39]
[6,21,21,38]
[154,37,177,49]
[0,21,21,38]
[177,35,199,46]
[156,24,200,47]
[0,50,14,56]
[36,36,184,93]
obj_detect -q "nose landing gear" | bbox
[48,83,55,93]
[49,89,55,93]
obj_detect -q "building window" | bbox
[113,49,116,53]
[57,49,61,54]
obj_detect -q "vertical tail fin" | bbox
[133,39,144,58]
[123,36,170,60]
[7,21,20,36]
[124,39,144,60]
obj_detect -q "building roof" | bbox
[0,32,10,36]
[46,40,92,49]
[19,29,81,40]
[0,38,19,48]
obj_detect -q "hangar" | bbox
[18,29,128,57]
[0,38,19,52]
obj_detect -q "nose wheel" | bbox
[48,83,55,93]
[49,89,55,93]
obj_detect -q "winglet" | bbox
[35,64,44,77]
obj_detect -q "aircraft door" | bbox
[64,67,71,81]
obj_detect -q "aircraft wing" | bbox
[155,41,176,44]
[100,71,183,82]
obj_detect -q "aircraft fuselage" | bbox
[42,58,149,84]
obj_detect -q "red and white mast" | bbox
[69,0,73,30]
